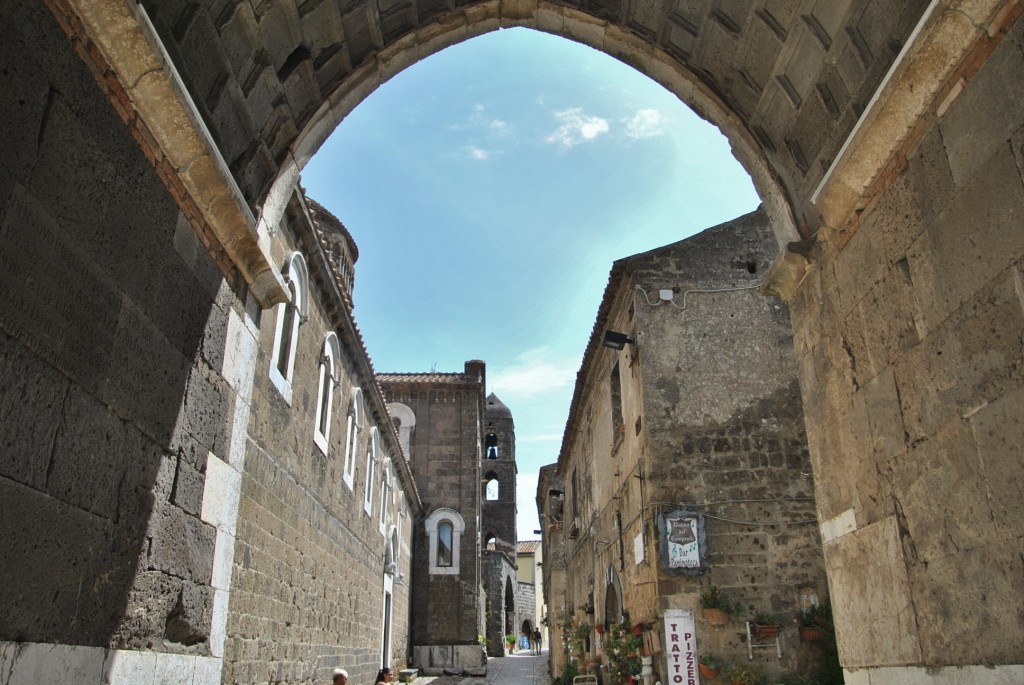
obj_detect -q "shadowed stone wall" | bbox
[0,1,238,679]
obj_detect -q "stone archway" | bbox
[18,2,1024,684]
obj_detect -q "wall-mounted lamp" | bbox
[602,330,635,350]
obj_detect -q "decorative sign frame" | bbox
[658,510,708,576]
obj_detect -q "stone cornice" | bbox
[45,0,288,308]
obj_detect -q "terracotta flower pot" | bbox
[800,626,823,641]
[595,624,606,634]
[698,662,721,679]
[703,608,730,626]
[753,623,780,638]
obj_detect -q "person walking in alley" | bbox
[532,628,542,654]
[331,668,348,685]
[374,667,395,684]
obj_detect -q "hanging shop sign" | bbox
[658,510,707,576]
[663,609,700,685]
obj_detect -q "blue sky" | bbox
[302,27,759,538]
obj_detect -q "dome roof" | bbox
[485,393,512,419]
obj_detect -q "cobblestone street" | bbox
[419,650,549,685]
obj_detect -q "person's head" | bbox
[375,667,393,682]
[332,668,348,685]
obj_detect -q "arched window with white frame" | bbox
[387,402,416,459]
[269,252,309,402]
[342,387,363,490]
[378,458,392,533]
[313,333,340,455]
[425,508,465,575]
[364,427,379,516]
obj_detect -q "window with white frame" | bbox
[342,387,363,490]
[313,333,340,455]
[364,427,379,516]
[378,459,392,533]
[387,402,416,459]
[269,252,308,403]
[425,508,465,575]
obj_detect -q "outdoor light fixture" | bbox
[602,330,635,350]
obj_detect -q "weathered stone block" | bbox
[967,383,1024,540]
[0,331,67,490]
[906,149,1024,337]
[893,270,1024,444]
[939,15,1024,191]
[908,539,1024,664]
[893,418,995,563]
[148,503,216,583]
[825,517,921,668]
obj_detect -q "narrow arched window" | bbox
[364,427,379,516]
[485,477,499,501]
[438,521,453,567]
[342,387,363,490]
[425,509,464,575]
[313,334,340,455]
[269,252,308,403]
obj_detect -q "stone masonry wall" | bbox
[379,372,484,653]
[635,210,825,679]
[790,11,1024,671]
[0,0,232,662]
[226,201,415,685]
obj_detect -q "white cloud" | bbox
[489,348,580,400]
[545,108,610,148]
[624,108,665,139]
[468,146,494,160]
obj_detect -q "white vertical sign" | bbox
[663,609,700,685]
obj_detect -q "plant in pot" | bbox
[505,632,517,652]
[698,653,724,679]
[604,622,642,684]
[751,611,780,638]
[562,619,591,663]
[797,601,833,642]
[726,664,759,685]
[699,586,738,626]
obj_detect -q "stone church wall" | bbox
[379,369,487,673]
[224,197,416,684]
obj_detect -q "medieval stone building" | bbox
[2,1,1022,684]
[377,366,490,675]
[539,209,828,683]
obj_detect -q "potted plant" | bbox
[751,611,780,638]
[604,622,642,684]
[505,632,517,652]
[797,601,833,642]
[727,664,759,685]
[562,619,591,662]
[699,586,738,626]
[698,653,723,679]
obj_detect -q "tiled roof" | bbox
[517,540,541,554]
[377,372,472,383]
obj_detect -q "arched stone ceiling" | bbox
[139,0,931,238]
